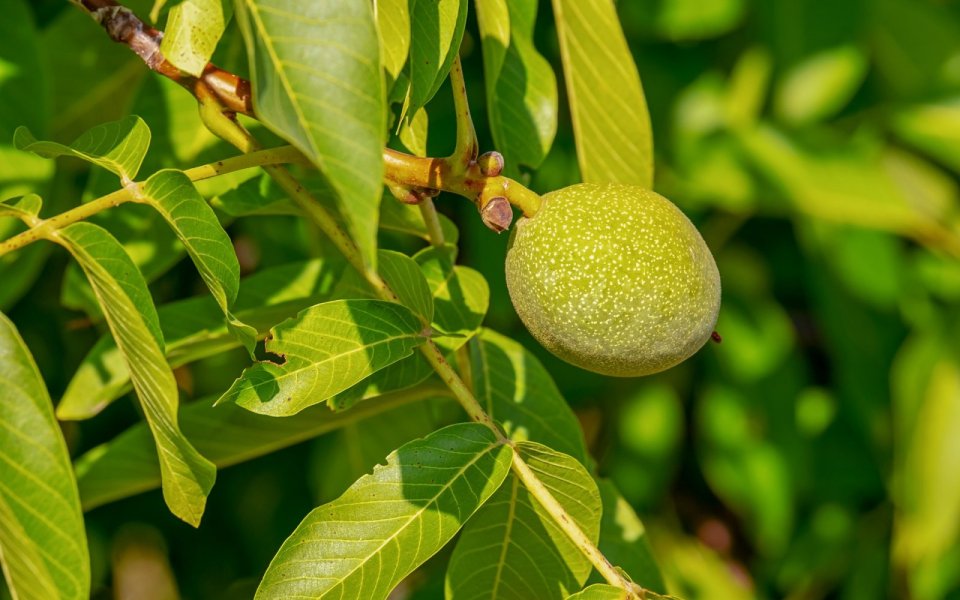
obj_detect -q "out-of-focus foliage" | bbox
[2,0,959,598]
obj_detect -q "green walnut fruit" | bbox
[505,183,721,377]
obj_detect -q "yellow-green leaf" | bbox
[160,0,228,77]
[551,0,653,187]
[256,423,513,600]
[0,312,89,600]
[51,222,215,526]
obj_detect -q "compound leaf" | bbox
[52,222,215,526]
[0,313,89,600]
[406,0,467,117]
[255,423,513,600]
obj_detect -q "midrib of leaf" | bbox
[327,441,498,591]
[490,475,519,599]
[241,1,319,162]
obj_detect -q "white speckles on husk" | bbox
[505,183,721,377]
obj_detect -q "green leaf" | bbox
[446,441,601,600]
[551,0,653,187]
[234,0,385,269]
[255,422,513,600]
[398,107,429,156]
[311,401,442,504]
[14,115,151,182]
[51,222,215,526]
[0,313,89,600]
[471,329,589,464]
[141,169,256,354]
[893,98,960,175]
[58,257,352,420]
[380,196,459,245]
[476,0,558,169]
[328,247,488,411]
[379,249,434,324]
[565,584,629,600]
[774,45,867,125]
[619,0,746,41]
[406,0,467,117]
[75,384,449,511]
[415,246,489,338]
[592,480,667,594]
[160,0,228,77]
[0,194,41,222]
[219,299,427,416]
[377,0,411,95]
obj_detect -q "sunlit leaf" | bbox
[446,441,601,600]
[398,107,429,156]
[379,249,434,324]
[893,98,960,175]
[160,0,228,77]
[58,258,352,420]
[471,328,589,464]
[141,169,257,353]
[0,194,41,222]
[619,0,746,41]
[406,0,467,118]
[475,0,557,169]
[0,313,89,600]
[14,115,150,182]
[75,384,450,510]
[219,300,427,416]
[234,0,385,269]
[51,222,215,526]
[551,0,653,187]
[256,423,513,600]
[416,245,489,337]
[377,0,411,95]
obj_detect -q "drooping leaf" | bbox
[59,257,351,420]
[255,423,513,600]
[14,115,151,182]
[219,299,427,416]
[415,245,489,338]
[376,0,411,95]
[378,249,434,324]
[551,0,653,187]
[475,0,558,169]
[141,169,257,354]
[160,0,229,77]
[406,0,467,117]
[446,441,601,600]
[234,0,385,269]
[75,384,450,511]
[591,480,667,594]
[0,313,89,600]
[471,328,589,464]
[51,222,215,526]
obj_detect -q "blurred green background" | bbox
[3,0,960,598]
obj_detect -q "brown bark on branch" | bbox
[73,0,253,116]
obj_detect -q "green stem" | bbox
[0,145,307,259]
[418,198,447,249]
[447,55,478,171]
